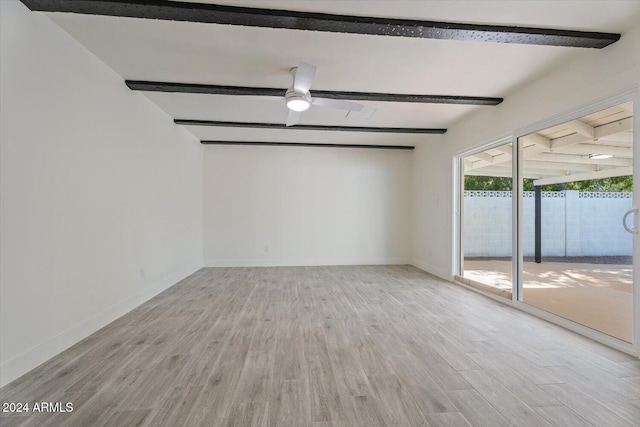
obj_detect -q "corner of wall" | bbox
[0,263,200,387]
[410,258,452,282]
[0,0,206,387]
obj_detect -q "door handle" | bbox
[623,208,638,234]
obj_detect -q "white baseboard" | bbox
[409,258,452,281]
[0,261,202,388]
[203,257,410,267]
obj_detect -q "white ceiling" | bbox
[42,0,640,146]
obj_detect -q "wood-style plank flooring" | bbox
[1,266,639,426]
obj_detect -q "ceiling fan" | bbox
[284,62,374,126]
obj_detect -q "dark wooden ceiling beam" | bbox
[127,81,503,106]
[175,120,446,134]
[21,0,620,48]
[201,141,415,150]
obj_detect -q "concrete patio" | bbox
[461,259,633,342]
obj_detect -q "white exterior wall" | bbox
[464,191,632,257]
[0,1,203,386]
[575,193,633,256]
[463,191,513,257]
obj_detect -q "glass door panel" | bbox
[519,102,634,342]
[458,142,514,299]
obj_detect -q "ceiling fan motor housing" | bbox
[285,88,312,111]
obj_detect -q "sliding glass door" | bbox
[457,141,514,300]
[457,99,637,348]
[518,102,634,342]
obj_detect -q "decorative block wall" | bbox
[463,190,633,257]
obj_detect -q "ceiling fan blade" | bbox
[286,110,302,127]
[293,62,316,94]
[312,97,364,112]
[346,106,377,119]
[361,106,376,118]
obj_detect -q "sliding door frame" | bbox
[453,135,517,301]
[453,87,639,356]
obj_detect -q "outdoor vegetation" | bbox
[464,175,633,192]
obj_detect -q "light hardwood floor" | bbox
[1,265,639,426]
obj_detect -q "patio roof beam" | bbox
[495,146,513,157]
[470,165,568,178]
[554,144,632,157]
[473,152,496,164]
[594,117,633,139]
[550,133,587,151]
[566,120,595,139]
[522,133,552,149]
[463,159,474,172]
[533,166,633,186]
[464,169,542,180]
[599,136,633,146]
[549,117,633,151]
[465,144,545,171]
[523,160,598,172]
[471,160,599,176]
[527,153,632,167]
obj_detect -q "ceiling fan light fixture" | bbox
[285,89,312,112]
[287,98,311,112]
[589,153,613,160]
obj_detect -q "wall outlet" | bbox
[139,268,145,280]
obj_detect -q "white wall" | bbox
[0,1,203,386]
[203,145,412,266]
[464,191,633,257]
[411,23,640,279]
